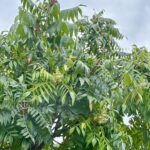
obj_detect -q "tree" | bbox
[0,0,150,149]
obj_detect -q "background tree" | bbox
[0,0,150,150]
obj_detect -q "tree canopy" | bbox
[0,0,150,149]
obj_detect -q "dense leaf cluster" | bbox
[0,0,150,149]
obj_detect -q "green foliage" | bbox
[0,0,150,150]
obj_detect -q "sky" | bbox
[0,0,150,50]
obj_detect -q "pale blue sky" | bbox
[0,0,150,49]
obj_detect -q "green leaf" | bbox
[62,92,67,104]
[69,127,75,134]
[61,22,69,34]
[92,138,97,147]
[18,74,24,83]
[76,127,80,135]
[122,73,134,87]
[107,145,112,150]
[51,4,60,20]
[69,90,76,105]
[79,77,85,86]
[23,91,31,98]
